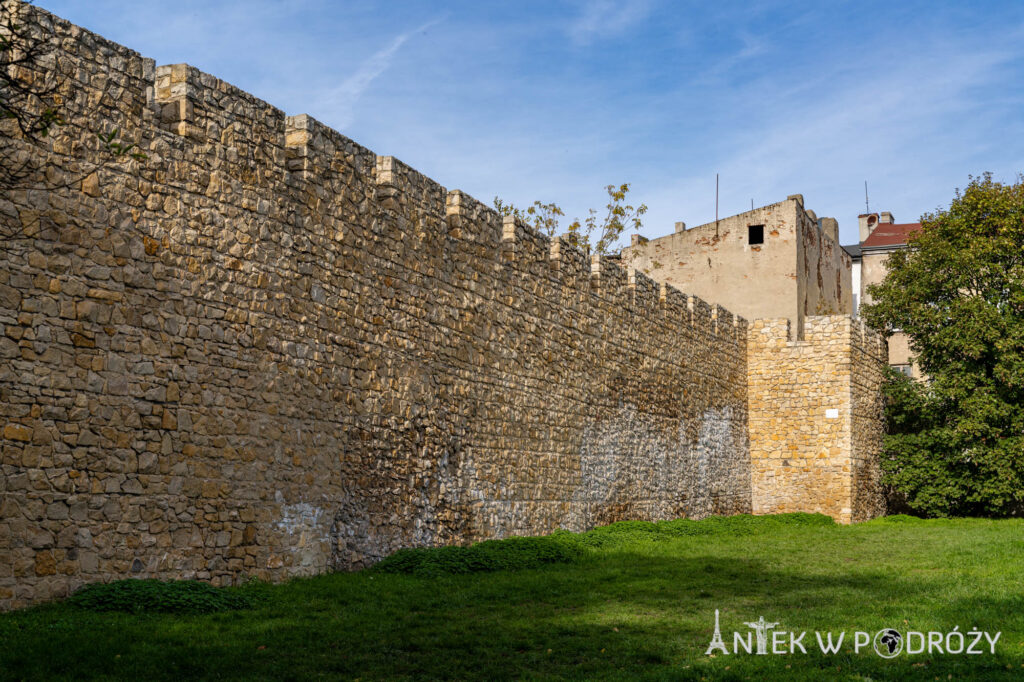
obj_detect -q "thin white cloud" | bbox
[635,33,1023,245]
[630,41,1024,244]
[695,31,769,83]
[321,18,442,128]
[568,0,652,45]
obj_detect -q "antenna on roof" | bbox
[864,181,870,214]
[751,198,754,211]
[716,171,724,237]
[715,173,720,237]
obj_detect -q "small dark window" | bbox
[748,224,764,245]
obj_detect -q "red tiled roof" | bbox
[861,222,921,248]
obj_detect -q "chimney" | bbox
[819,217,839,243]
[674,221,686,234]
[787,193,804,207]
[858,213,878,243]
[879,211,895,224]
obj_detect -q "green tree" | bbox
[862,173,1024,516]
[493,183,647,255]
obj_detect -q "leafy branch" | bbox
[1,1,147,242]
[96,128,147,161]
[493,183,647,255]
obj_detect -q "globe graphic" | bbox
[873,629,903,658]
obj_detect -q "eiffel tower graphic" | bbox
[705,609,729,655]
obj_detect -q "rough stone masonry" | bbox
[0,1,887,609]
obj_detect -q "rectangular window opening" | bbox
[748,224,764,245]
[892,364,913,377]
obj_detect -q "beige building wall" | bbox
[859,251,890,307]
[860,249,919,378]
[623,196,851,336]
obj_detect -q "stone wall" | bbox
[850,327,888,521]
[747,317,886,523]
[0,2,754,609]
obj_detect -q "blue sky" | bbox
[39,0,1024,246]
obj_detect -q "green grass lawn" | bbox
[2,514,1023,681]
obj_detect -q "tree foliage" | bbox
[862,173,1024,516]
[492,197,564,237]
[493,183,647,255]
